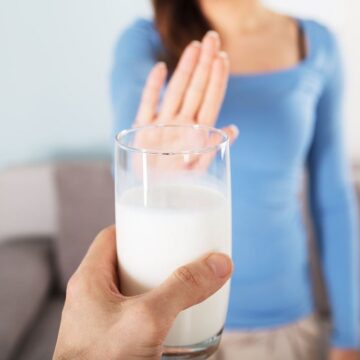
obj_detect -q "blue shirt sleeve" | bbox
[111,19,159,137]
[307,29,360,348]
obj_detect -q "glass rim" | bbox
[115,124,229,155]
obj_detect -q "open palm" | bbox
[132,31,238,171]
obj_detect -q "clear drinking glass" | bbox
[114,124,232,359]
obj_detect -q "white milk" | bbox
[116,184,231,346]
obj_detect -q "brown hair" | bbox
[151,0,211,70]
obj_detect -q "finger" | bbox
[179,31,220,121]
[135,62,167,126]
[144,253,232,322]
[197,52,230,126]
[66,226,122,303]
[194,125,239,171]
[221,124,239,145]
[79,225,118,278]
[158,41,201,121]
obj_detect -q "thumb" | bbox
[222,125,239,144]
[144,253,233,322]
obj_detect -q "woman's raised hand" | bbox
[134,31,238,142]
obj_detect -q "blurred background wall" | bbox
[0,0,359,171]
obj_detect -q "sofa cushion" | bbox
[0,238,52,360]
[0,165,57,244]
[15,297,64,360]
[54,161,115,291]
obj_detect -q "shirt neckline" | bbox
[229,18,313,80]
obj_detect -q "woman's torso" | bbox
[113,17,335,330]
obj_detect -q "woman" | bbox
[111,1,359,359]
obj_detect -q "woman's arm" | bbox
[111,20,238,154]
[307,31,360,351]
[111,19,159,135]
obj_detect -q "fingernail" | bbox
[230,125,239,138]
[206,30,220,40]
[157,62,167,70]
[206,254,232,278]
[218,51,228,60]
[191,40,201,48]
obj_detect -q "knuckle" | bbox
[174,265,201,290]
[145,80,160,93]
[199,56,213,68]
[66,272,82,298]
[212,77,225,88]
[66,269,92,299]
[189,82,205,95]
[167,85,183,100]
[179,66,193,77]
[178,113,193,123]
[142,91,152,102]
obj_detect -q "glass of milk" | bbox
[114,124,232,359]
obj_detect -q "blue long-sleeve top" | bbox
[111,18,359,348]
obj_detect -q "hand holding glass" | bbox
[115,124,232,359]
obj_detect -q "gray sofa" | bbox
[0,161,114,360]
[0,160,359,360]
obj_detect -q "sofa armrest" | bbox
[0,238,53,360]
